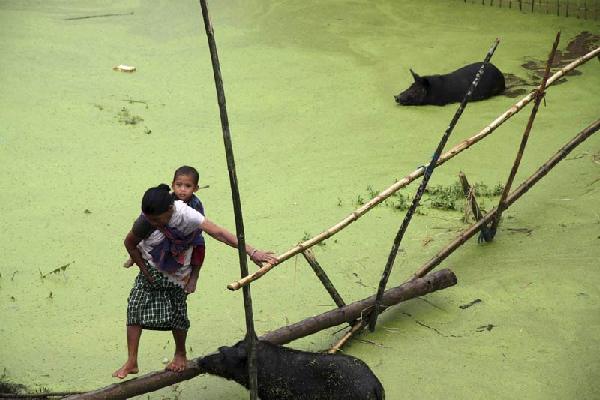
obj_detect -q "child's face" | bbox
[172,174,199,203]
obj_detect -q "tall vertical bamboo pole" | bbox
[197,1,258,398]
[367,39,500,332]
[489,32,560,238]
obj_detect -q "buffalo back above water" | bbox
[198,338,385,400]
[394,62,505,106]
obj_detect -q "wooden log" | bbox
[261,269,457,345]
[197,0,258,397]
[0,393,83,399]
[413,118,600,279]
[226,45,600,291]
[63,367,204,400]
[65,269,457,400]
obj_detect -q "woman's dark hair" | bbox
[173,165,199,185]
[141,184,174,215]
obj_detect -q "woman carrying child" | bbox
[123,166,207,285]
[113,183,277,379]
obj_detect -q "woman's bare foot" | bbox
[165,353,187,372]
[112,361,139,379]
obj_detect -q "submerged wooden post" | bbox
[459,171,483,221]
[489,32,560,238]
[413,118,600,279]
[458,171,493,242]
[302,249,347,308]
[368,39,500,332]
[197,0,258,398]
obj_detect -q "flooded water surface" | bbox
[1,0,599,398]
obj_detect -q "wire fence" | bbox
[463,0,600,19]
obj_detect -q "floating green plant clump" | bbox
[117,107,144,125]
[353,181,503,212]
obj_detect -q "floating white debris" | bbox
[113,64,136,73]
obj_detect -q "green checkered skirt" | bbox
[127,263,189,331]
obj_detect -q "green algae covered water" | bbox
[1,1,599,398]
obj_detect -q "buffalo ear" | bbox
[410,68,420,82]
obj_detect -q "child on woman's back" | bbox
[124,166,206,292]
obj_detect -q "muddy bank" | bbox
[504,31,600,97]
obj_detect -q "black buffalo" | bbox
[394,62,505,106]
[198,338,385,400]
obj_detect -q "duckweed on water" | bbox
[117,107,144,125]
[353,181,504,212]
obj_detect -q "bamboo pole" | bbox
[65,269,457,400]
[197,1,258,398]
[368,39,500,332]
[226,45,600,291]
[413,118,600,279]
[328,319,367,354]
[489,32,561,238]
[302,249,346,308]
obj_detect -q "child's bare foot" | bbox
[112,361,139,379]
[165,353,187,372]
[123,258,134,268]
